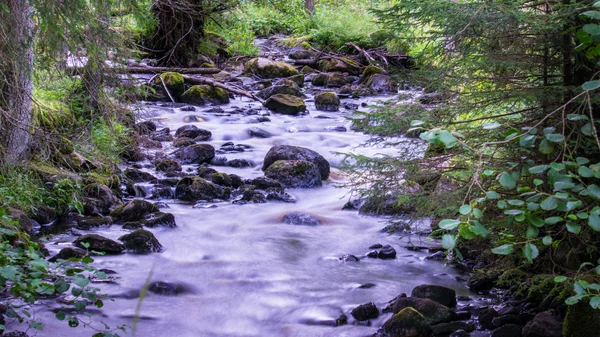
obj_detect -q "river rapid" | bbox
[35,42,489,337]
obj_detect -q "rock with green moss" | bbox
[257,84,303,100]
[264,94,306,115]
[76,216,112,230]
[288,74,305,87]
[467,269,501,291]
[318,58,361,75]
[244,57,298,79]
[200,62,216,68]
[563,302,600,337]
[311,73,329,86]
[301,66,315,74]
[359,65,386,84]
[326,72,351,88]
[262,145,330,180]
[377,307,433,337]
[155,72,185,99]
[181,85,230,105]
[315,92,340,112]
[111,199,159,222]
[74,234,124,254]
[211,172,232,187]
[59,137,74,155]
[175,177,228,201]
[367,74,397,93]
[155,159,182,172]
[264,160,322,188]
[411,285,457,308]
[144,212,177,228]
[118,229,162,254]
[391,297,456,325]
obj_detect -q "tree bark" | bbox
[305,0,315,15]
[0,0,34,163]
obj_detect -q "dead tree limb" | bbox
[117,66,221,74]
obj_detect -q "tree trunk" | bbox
[305,0,315,15]
[0,0,34,163]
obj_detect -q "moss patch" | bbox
[155,72,185,99]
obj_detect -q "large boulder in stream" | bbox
[367,74,397,94]
[175,176,229,201]
[74,234,124,254]
[244,57,298,79]
[391,297,457,325]
[376,307,433,337]
[174,125,212,141]
[111,199,159,222]
[173,144,215,164]
[315,92,340,112]
[264,94,306,115]
[155,158,182,173]
[265,160,322,188]
[118,229,162,254]
[181,85,230,105]
[154,72,185,99]
[262,145,330,180]
[257,84,303,100]
[326,72,352,88]
[411,285,457,308]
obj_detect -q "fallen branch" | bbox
[182,75,264,103]
[346,42,376,65]
[118,66,222,75]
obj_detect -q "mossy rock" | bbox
[264,160,322,188]
[175,176,228,201]
[211,172,232,187]
[359,65,386,84]
[301,66,315,74]
[244,57,298,79]
[118,229,162,254]
[264,94,306,115]
[326,72,351,88]
[200,62,217,68]
[311,73,329,86]
[318,59,361,75]
[467,269,501,291]
[366,74,398,93]
[59,137,74,155]
[257,84,303,100]
[181,85,229,105]
[110,199,159,222]
[74,234,124,254]
[563,302,600,337]
[391,297,456,325]
[315,92,340,112]
[380,307,433,337]
[496,268,529,289]
[155,72,185,99]
[288,74,305,87]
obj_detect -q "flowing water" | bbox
[34,45,490,337]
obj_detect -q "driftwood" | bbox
[120,66,221,75]
[182,75,264,103]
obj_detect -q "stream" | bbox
[35,40,491,337]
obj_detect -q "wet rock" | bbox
[180,105,196,112]
[173,137,195,148]
[324,126,347,132]
[111,199,159,222]
[74,234,124,254]
[289,48,315,60]
[151,185,174,199]
[148,281,189,296]
[563,302,600,337]
[282,212,322,226]
[135,121,157,135]
[425,251,446,261]
[155,72,185,99]
[326,72,351,88]
[367,250,378,258]
[123,222,143,230]
[491,324,521,337]
[358,283,376,289]
[264,94,307,115]
[359,193,414,216]
[411,285,457,308]
[358,65,386,84]
[318,58,361,75]
[181,85,230,105]
[150,128,173,142]
[155,159,182,172]
[227,159,254,168]
[76,216,112,230]
[84,184,120,213]
[175,177,228,201]
[244,57,298,79]
[378,245,397,259]
[118,229,162,254]
[478,307,499,330]
[124,169,156,183]
[455,311,471,320]
[369,243,383,249]
[449,330,470,337]
[144,212,177,228]
[467,269,500,291]
[301,65,315,74]
[257,84,303,100]
[340,254,360,262]
[198,167,219,178]
[343,102,359,110]
[391,297,457,325]
[266,190,296,203]
[315,92,340,112]
[492,314,521,328]
[367,74,397,93]
[247,127,272,138]
[522,311,562,337]
[262,145,330,180]
[288,74,305,87]
[173,144,215,164]
[265,160,322,188]
[174,125,212,141]
[3,331,29,337]
[251,177,283,189]
[49,247,87,262]
[431,322,475,336]
[311,73,329,86]
[211,173,232,187]
[376,307,433,337]
[351,302,378,321]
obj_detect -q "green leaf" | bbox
[589,213,600,231]
[497,200,508,209]
[528,216,545,227]
[68,317,79,328]
[529,165,549,174]
[539,139,553,154]
[520,134,536,148]
[75,301,86,311]
[565,295,584,305]
[590,296,600,309]
[507,199,524,206]
[567,114,588,121]
[582,11,600,19]
[582,123,593,136]
[542,236,553,245]
[523,243,539,263]
[527,202,540,211]
[550,163,565,171]
[470,221,488,237]
[554,181,576,190]
[541,197,558,210]
[486,191,501,199]
[546,133,564,143]
[582,79,600,90]
[554,275,568,282]
[0,266,18,280]
[459,205,472,215]
[587,184,600,200]
[499,172,517,189]
[410,120,425,127]
[526,226,539,238]
[483,122,501,129]
[505,209,524,215]
[439,219,461,230]
[492,244,514,255]
[482,169,495,176]
[545,217,562,225]
[567,222,581,234]
[438,130,457,148]
[576,157,590,165]
[73,275,89,288]
[578,166,595,178]
[441,234,456,250]
[55,311,66,321]
[472,208,483,219]
[533,179,544,186]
